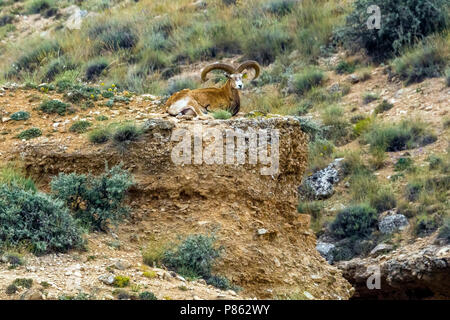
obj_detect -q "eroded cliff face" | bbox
[15,117,353,299]
[337,237,450,299]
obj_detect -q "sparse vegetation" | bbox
[16,127,42,140]
[39,100,71,116]
[50,165,133,231]
[69,121,92,134]
[212,110,232,120]
[10,111,30,121]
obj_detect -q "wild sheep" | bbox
[166,60,260,119]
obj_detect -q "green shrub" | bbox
[353,117,372,136]
[26,0,55,14]
[335,60,356,74]
[206,275,240,291]
[263,0,296,16]
[112,124,142,146]
[374,100,394,114]
[212,110,232,120]
[369,188,397,213]
[9,40,60,76]
[427,155,443,170]
[0,166,36,192]
[88,20,139,52]
[362,92,379,104]
[96,115,109,121]
[415,215,439,237]
[163,234,222,280]
[39,100,70,116]
[394,157,413,171]
[139,291,157,300]
[113,275,130,288]
[84,58,109,81]
[405,181,423,202]
[0,184,83,254]
[3,252,24,267]
[50,165,133,231]
[17,128,42,140]
[69,121,92,134]
[291,68,325,95]
[334,0,448,60]
[446,68,450,87]
[13,278,33,289]
[321,105,350,143]
[5,284,18,295]
[437,217,450,243]
[242,26,292,65]
[10,111,30,121]
[42,57,77,82]
[88,128,111,144]
[330,204,378,239]
[392,40,448,85]
[363,120,437,152]
[165,77,199,96]
[0,14,14,27]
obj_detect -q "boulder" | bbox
[301,158,344,199]
[316,242,335,264]
[379,214,409,234]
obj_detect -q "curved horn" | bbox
[237,60,260,80]
[201,63,236,82]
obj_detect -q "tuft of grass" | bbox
[353,117,373,137]
[335,60,356,74]
[291,67,325,96]
[363,120,437,152]
[88,127,111,144]
[212,110,232,120]
[69,121,92,134]
[321,104,350,144]
[142,240,167,267]
[362,92,379,105]
[445,68,450,87]
[374,100,394,115]
[84,58,109,81]
[13,278,33,289]
[112,123,142,146]
[0,165,36,192]
[392,38,449,85]
[17,128,42,140]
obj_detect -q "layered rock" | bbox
[15,117,353,299]
[337,237,450,299]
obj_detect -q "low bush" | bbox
[39,100,71,116]
[13,278,33,289]
[50,165,133,231]
[113,275,130,288]
[374,100,394,115]
[9,40,60,76]
[88,127,111,144]
[139,291,157,300]
[165,77,199,96]
[17,128,42,140]
[0,184,83,254]
[26,0,56,14]
[363,120,437,152]
[10,111,30,121]
[330,204,378,239]
[394,157,413,171]
[392,39,448,85]
[353,117,373,137]
[438,217,450,243]
[291,68,325,95]
[112,123,142,146]
[369,188,397,213]
[143,240,167,267]
[321,105,350,144]
[362,92,379,104]
[84,58,109,81]
[415,214,439,237]
[334,0,448,60]
[335,60,356,74]
[69,121,92,134]
[212,110,232,120]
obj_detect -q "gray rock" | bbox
[370,243,394,257]
[301,158,344,199]
[98,274,115,285]
[114,260,129,270]
[379,214,409,234]
[316,242,335,264]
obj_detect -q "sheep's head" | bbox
[201,61,260,90]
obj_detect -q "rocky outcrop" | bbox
[337,237,450,299]
[15,116,353,299]
[301,158,344,199]
[378,214,409,234]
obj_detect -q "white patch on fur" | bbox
[168,97,191,115]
